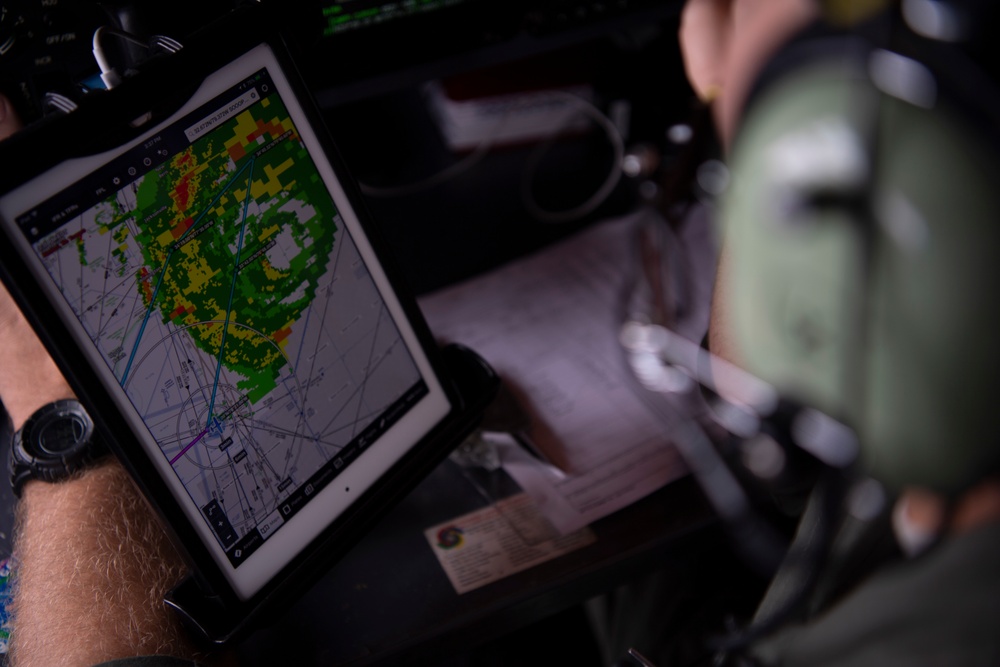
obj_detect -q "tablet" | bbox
[0,9,495,644]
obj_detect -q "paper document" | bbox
[418,206,718,533]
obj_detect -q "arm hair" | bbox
[8,460,234,667]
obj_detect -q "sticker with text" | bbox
[425,492,596,594]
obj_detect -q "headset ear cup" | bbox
[722,56,875,444]
[865,92,1000,494]
[721,32,1000,495]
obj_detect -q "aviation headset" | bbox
[721,0,1000,498]
[621,0,1000,658]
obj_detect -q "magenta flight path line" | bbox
[172,428,209,465]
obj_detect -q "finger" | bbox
[0,93,25,141]
[679,0,733,102]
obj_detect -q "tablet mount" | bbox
[169,343,498,646]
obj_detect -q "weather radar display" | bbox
[25,69,425,565]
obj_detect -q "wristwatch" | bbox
[8,399,108,498]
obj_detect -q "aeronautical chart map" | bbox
[30,70,426,564]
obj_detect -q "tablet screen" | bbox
[0,43,451,600]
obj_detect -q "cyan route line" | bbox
[207,157,256,428]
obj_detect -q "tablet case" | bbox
[0,5,498,645]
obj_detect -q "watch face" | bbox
[11,399,104,491]
[35,412,91,456]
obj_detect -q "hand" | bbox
[678,0,819,149]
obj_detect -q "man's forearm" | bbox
[0,283,230,666]
[1,99,236,667]
[8,461,208,667]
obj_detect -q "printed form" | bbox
[418,206,718,535]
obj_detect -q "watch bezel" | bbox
[9,398,106,496]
